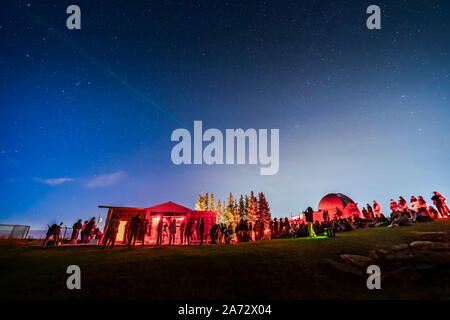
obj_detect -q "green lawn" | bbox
[1,220,450,300]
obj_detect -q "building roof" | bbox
[147,201,193,213]
[99,201,219,215]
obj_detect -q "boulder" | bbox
[409,241,450,251]
[392,244,409,251]
[324,259,365,277]
[340,254,374,268]
[409,231,449,242]
[383,266,422,282]
[410,250,450,265]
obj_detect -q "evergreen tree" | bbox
[195,193,207,211]
[247,191,259,223]
[222,192,235,226]
[216,199,222,223]
[233,199,240,224]
[205,192,209,211]
[238,194,246,219]
[245,195,250,213]
[258,192,271,226]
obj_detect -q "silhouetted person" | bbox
[169,218,176,245]
[185,218,193,245]
[42,222,63,248]
[373,201,381,218]
[367,204,374,219]
[179,218,186,244]
[398,196,409,213]
[71,219,83,242]
[209,224,216,244]
[323,210,329,221]
[305,207,314,223]
[199,218,205,245]
[335,207,343,219]
[127,213,142,248]
[432,191,446,216]
[156,217,164,246]
[273,218,278,237]
[82,217,96,244]
[390,199,398,213]
[102,213,120,248]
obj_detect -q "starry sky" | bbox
[1,0,449,229]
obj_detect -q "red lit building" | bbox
[100,201,218,245]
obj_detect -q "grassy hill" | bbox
[1,219,449,300]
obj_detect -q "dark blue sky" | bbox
[1,0,449,228]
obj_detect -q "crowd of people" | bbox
[42,191,448,248]
[42,216,103,248]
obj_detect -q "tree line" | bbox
[195,191,271,227]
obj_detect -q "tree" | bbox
[238,194,246,219]
[204,192,209,211]
[247,191,259,223]
[258,192,271,226]
[245,195,250,213]
[209,193,216,211]
[221,192,234,226]
[195,193,207,211]
[216,200,222,223]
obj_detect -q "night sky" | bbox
[1,0,449,228]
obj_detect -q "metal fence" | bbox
[0,224,30,239]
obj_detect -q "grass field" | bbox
[1,220,450,300]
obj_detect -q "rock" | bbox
[369,248,389,263]
[392,244,409,251]
[385,251,415,263]
[340,254,374,268]
[383,266,422,282]
[324,259,365,277]
[409,241,450,251]
[409,231,449,242]
[410,250,450,265]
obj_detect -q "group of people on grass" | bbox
[42,191,448,248]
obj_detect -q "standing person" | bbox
[169,218,176,245]
[42,222,63,248]
[432,192,446,217]
[102,213,120,248]
[156,217,164,246]
[80,220,88,242]
[179,218,186,245]
[185,218,193,245]
[199,218,205,245]
[323,210,329,222]
[335,207,343,219]
[127,213,142,248]
[82,217,96,244]
[71,219,83,242]
[273,218,279,238]
[284,218,289,233]
[373,201,381,218]
[209,224,216,244]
